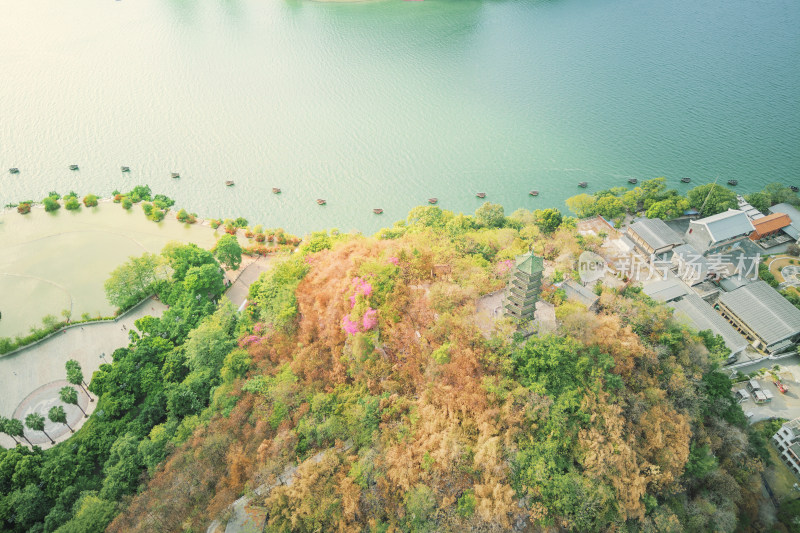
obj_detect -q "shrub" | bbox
[17,202,31,214]
[176,208,189,222]
[255,233,266,243]
[142,203,154,216]
[48,191,61,199]
[149,208,165,222]
[64,197,81,210]
[233,217,248,228]
[122,198,133,210]
[113,194,123,203]
[43,196,61,212]
[127,185,152,203]
[153,194,175,208]
[210,219,221,229]
[83,194,98,207]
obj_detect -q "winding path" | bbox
[0,297,167,449]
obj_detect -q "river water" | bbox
[1,0,798,234]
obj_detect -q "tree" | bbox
[533,208,563,234]
[0,415,22,446]
[104,252,167,310]
[474,202,505,228]
[183,263,225,300]
[25,412,55,445]
[646,196,689,221]
[566,193,597,218]
[743,191,771,213]
[762,182,799,207]
[594,195,626,219]
[48,406,74,434]
[60,386,87,418]
[777,497,800,532]
[43,195,61,212]
[83,194,99,207]
[213,234,243,271]
[407,205,450,229]
[66,359,93,402]
[162,242,216,282]
[686,184,737,216]
[1,417,33,447]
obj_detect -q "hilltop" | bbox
[0,202,795,532]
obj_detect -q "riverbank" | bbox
[0,202,220,338]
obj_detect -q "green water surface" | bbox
[0,0,798,234]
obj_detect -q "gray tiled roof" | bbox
[696,209,754,243]
[671,293,747,354]
[563,280,599,308]
[769,203,800,240]
[718,280,800,346]
[642,278,689,302]
[628,218,683,250]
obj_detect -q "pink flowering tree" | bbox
[495,259,515,276]
[342,276,379,335]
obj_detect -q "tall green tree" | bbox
[0,416,21,446]
[60,387,87,418]
[48,406,74,434]
[162,242,216,282]
[213,234,243,271]
[25,413,54,445]
[743,191,771,213]
[686,183,737,216]
[183,263,225,300]
[1,417,33,447]
[66,359,93,402]
[104,252,167,310]
[533,208,563,234]
[474,202,505,228]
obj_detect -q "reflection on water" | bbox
[0,0,797,235]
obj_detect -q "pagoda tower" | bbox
[504,252,544,321]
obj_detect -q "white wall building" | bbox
[773,418,800,477]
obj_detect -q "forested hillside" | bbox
[0,204,787,531]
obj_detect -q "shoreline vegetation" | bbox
[3,179,800,354]
[1,183,800,531]
[3,185,303,257]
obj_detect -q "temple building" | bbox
[504,252,544,321]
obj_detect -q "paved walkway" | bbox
[0,297,167,448]
[223,255,280,310]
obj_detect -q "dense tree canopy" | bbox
[213,234,243,271]
[4,201,792,533]
[103,253,167,311]
[686,183,738,216]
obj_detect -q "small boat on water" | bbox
[791,186,799,193]
[681,177,691,183]
[476,192,486,199]
[529,190,539,196]
[578,182,588,188]
[373,208,383,214]
[272,187,281,194]
[121,166,130,172]
[428,198,438,204]
[171,172,180,179]
[69,164,79,171]
[9,168,19,174]
[317,199,326,205]
[225,180,234,187]
[628,178,638,184]
[727,180,738,186]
